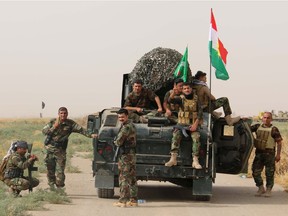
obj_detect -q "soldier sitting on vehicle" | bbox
[192,70,240,126]
[124,79,163,123]
[163,78,184,124]
[3,141,39,197]
[165,82,203,169]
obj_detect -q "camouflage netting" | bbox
[129,47,193,92]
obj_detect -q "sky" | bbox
[0,0,287,118]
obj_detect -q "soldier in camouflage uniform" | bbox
[192,71,240,126]
[124,79,163,123]
[42,107,97,190]
[113,108,138,208]
[3,141,39,197]
[165,82,203,169]
[163,78,183,124]
[250,112,282,197]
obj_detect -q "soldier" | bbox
[3,141,39,197]
[165,82,203,169]
[163,78,184,124]
[113,108,138,208]
[250,111,282,197]
[124,79,163,123]
[192,70,240,126]
[42,107,97,190]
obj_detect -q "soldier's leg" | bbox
[118,155,130,203]
[31,177,40,189]
[252,154,265,187]
[128,155,138,203]
[54,149,67,188]
[264,153,275,189]
[5,177,31,196]
[170,129,182,153]
[44,151,56,187]
[191,131,202,169]
[165,129,182,167]
[212,97,232,116]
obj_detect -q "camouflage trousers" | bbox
[203,97,232,116]
[4,176,39,191]
[170,128,200,157]
[252,152,275,189]
[118,153,138,203]
[44,147,67,188]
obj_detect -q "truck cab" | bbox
[88,74,254,200]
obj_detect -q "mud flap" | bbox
[95,174,114,189]
[192,176,212,196]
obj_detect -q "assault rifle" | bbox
[173,125,191,138]
[112,145,120,172]
[27,143,38,192]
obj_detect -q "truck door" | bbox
[212,118,254,174]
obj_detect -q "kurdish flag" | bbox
[209,9,229,80]
[173,47,188,82]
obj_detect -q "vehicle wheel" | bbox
[97,188,115,198]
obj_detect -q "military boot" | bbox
[113,201,126,207]
[212,111,222,119]
[255,185,265,197]
[165,153,178,167]
[192,156,202,169]
[225,115,241,126]
[264,187,272,197]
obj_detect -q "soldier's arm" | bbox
[12,156,34,170]
[42,119,57,135]
[272,126,283,162]
[114,126,130,147]
[71,121,96,138]
[204,87,216,101]
[154,95,163,112]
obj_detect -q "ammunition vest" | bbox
[178,94,198,125]
[193,85,209,108]
[5,167,23,179]
[254,125,275,150]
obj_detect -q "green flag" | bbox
[173,47,188,82]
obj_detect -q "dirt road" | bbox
[30,154,288,216]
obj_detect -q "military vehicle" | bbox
[87,73,254,201]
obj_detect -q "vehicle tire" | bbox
[97,188,115,198]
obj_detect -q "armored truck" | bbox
[87,74,254,201]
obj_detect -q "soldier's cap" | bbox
[15,140,28,149]
[117,108,129,115]
[194,71,207,79]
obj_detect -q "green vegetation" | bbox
[0,117,92,215]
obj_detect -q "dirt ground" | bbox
[29,153,288,216]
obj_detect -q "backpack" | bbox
[0,141,17,181]
[0,157,9,181]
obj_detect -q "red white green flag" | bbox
[173,47,188,82]
[209,9,229,80]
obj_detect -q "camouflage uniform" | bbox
[114,120,138,203]
[42,118,93,188]
[163,90,181,124]
[250,124,282,189]
[169,92,203,156]
[124,88,157,122]
[4,152,39,195]
[193,84,232,116]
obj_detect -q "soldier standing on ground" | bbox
[124,79,163,123]
[163,78,184,124]
[250,111,282,197]
[3,141,39,197]
[165,82,203,169]
[113,108,138,208]
[42,107,97,190]
[192,70,240,125]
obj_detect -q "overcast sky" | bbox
[0,0,287,118]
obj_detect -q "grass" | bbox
[0,117,92,215]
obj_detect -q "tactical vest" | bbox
[178,94,198,125]
[254,125,275,150]
[193,85,209,108]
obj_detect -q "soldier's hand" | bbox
[136,107,143,113]
[53,118,60,128]
[91,134,98,139]
[30,154,39,161]
[165,109,172,117]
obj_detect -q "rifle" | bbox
[27,143,38,192]
[112,145,120,172]
[173,125,191,138]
